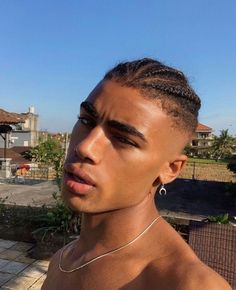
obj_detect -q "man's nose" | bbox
[74,126,108,164]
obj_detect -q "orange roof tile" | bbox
[196,123,212,132]
[0,108,26,125]
[0,148,29,164]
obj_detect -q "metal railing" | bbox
[0,165,56,184]
[0,162,235,184]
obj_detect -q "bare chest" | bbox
[43,260,183,290]
[43,257,150,290]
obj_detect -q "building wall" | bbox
[0,131,33,147]
[191,131,213,148]
[0,107,39,148]
[21,112,38,132]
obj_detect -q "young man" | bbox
[42,58,232,290]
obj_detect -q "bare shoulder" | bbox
[41,247,63,290]
[145,219,232,289]
[46,247,62,273]
[177,260,232,290]
[147,257,232,290]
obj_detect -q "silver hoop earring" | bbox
[159,184,167,196]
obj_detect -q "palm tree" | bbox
[211,129,236,160]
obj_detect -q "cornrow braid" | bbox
[104,58,201,135]
[142,68,185,81]
[145,83,200,110]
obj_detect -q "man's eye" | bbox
[114,136,137,147]
[78,117,95,127]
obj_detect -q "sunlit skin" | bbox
[42,81,232,290]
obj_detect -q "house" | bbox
[0,106,39,149]
[189,123,213,156]
[191,123,213,147]
[0,148,29,164]
[0,107,31,178]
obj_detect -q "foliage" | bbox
[184,144,197,157]
[32,192,80,241]
[184,145,210,159]
[196,148,212,159]
[184,145,212,159]
[207,213,230,224]
[227,161,236,174]
[210,129,236,161]
[25,136,79,242]
[25,136,64,165]
[24,136,65,187]
[0,196,8,216]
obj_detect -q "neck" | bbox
[78,195,159,253]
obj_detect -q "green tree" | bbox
[227,163,236,175]
[25,136,79,242]
[25,136,65,186]
[211,129,236,161]
[184,144,196,157]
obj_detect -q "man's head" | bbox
[62,58,201,213]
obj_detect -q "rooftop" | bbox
[0,148,29,164]
[0,109,26,125]
[196,123,212,132]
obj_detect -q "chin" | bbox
[62,190,84,212]
[62,190,96,213]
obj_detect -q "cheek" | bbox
[109,151,159,190]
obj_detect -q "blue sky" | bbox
[0,0,236,135]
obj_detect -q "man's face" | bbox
[62,80,185,213]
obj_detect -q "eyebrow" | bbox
[107,120,147,143]
[81,101,98,118]
[80,101,147,143]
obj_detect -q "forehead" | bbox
[85,80,168,129]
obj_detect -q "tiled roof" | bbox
[196,123,212,132]
[0,148,29,164]
[11,146,32,154]
[0,108,26,125]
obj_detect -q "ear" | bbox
[159,154,187,185]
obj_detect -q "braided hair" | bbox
[104,58,201,135]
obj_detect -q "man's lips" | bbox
[64,164,96,185]
[63,165,96,195]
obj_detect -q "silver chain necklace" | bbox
[59,215,161,273]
